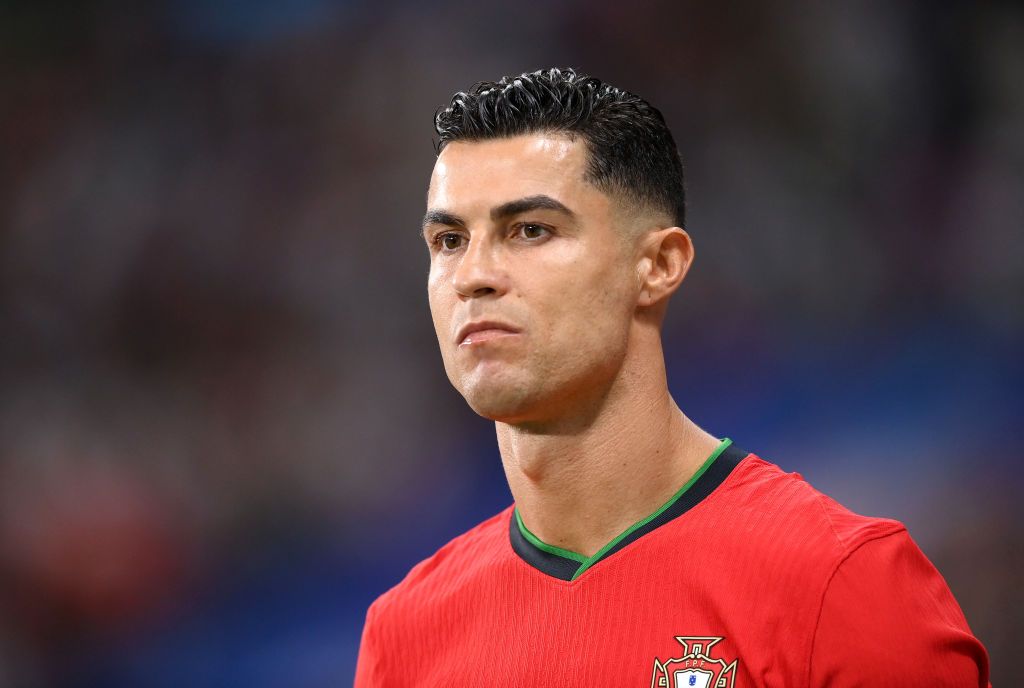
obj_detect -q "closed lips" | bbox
[456,322,520,344]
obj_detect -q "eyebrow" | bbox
[421,210,465,233]
[421,194,576,237]
[490,195,576,221]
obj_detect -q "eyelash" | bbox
[431,223,552,251]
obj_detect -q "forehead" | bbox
[427,134,606,213]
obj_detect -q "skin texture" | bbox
[424,133,720,558]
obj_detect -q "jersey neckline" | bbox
[509,438,748,581]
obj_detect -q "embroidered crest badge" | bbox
[650,636,738,688]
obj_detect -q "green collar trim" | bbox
[513,437,733,581]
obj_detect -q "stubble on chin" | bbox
[457,369,539,422]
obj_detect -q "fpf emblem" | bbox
[650,636,738,688]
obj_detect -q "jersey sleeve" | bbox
[808,529,990,687]
[354,600,389,688]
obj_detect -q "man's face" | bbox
[424,134,641,425]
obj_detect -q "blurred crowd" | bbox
[1,1,1021,685]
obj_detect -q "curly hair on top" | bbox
[433,67,686,227]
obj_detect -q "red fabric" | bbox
[355,455,990,687]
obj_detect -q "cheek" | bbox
[426,265,448,322]
[582,257,635,314]
[543,264,634,346]
[427,278,453,354]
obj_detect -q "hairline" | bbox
[435,130,677,237]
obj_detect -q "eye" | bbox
[434,232,465,251]
[515,223,551,240]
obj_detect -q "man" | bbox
[355,68,990,687]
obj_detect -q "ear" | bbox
[635,227,694,308]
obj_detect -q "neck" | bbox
[497,338,720,558]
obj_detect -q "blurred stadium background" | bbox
[1,1,1021,685]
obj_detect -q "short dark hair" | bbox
[434,67,686,227]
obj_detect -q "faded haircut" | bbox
[434,67,686,227]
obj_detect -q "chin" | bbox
[459,378,539,423]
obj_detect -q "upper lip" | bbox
[456,320,521,344]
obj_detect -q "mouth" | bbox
[456,321,522,347]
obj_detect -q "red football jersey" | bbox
[355,440,990,687]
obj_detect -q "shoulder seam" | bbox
[811,491,845,550]
[804,525,907,688]
[810,489,902,549]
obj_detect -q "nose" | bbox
[452,235,507,299]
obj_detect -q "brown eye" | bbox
[440,233,463,250]
[518,223,549,240]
